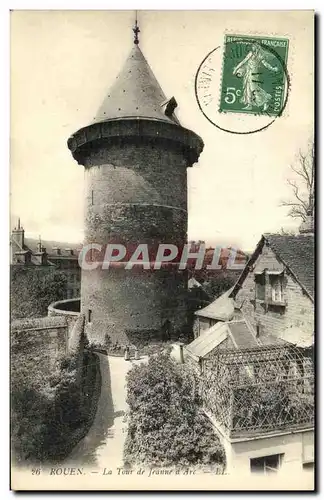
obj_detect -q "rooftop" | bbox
[186,319,259,360]
[186,322,229,359]
[93,45,179,126]
[195,287,235,321]
[67,25,204,166]
[264,233,315,300]
[25,238,81,258]
[232,233,315,301]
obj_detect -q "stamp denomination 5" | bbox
[195,34,290,134]
[219,34,289,117]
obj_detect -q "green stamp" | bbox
[219,34,289,116]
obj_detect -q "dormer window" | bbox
[161,96,178,118]
[254,270,285,307]
[269,271,284,303]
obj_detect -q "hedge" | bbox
[124,353,226,470]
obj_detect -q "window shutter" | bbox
[265,271,271,310]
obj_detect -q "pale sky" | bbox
[10,10,314,251]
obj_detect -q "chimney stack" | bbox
[11,218,25,249]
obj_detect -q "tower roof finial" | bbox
[133,12,140,45]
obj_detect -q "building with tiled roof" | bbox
[230,226,314,348]
[194,287,235,334]
[262,233,314,299]
[233,232,314,302]
[10,219,81,299]
[194,218,314,349]
[185,221,314,475]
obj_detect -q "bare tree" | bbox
[280,144,315,222]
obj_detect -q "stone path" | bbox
[65,353,147,468]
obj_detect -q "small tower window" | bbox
[88,309,92,323]
[164,96,178,117]
[91,190,94,205]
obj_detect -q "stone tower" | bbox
[67,25,204,345]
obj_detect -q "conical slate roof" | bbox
[93,45,179,125]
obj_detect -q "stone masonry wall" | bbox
[82,265,187,345]
[81,141,190,344]
[235,245,314,344]
[11,317,69,370]
[47,300,85,372]
[84,143,188,213]
[48,299,80,337]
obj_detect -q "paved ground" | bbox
[65,345,182,468]
[65,353,147,468]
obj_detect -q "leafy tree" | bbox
[124,353,226,469]
[11,333,85,464]
[10,266,67,320]
[202,271,239,300]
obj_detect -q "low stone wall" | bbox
[48,298,81,337]
[47,299,86,384]
[11,316,69,366]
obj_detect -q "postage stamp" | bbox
[219,34,289,117]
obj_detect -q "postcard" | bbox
[10,9,314,491]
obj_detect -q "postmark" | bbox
[195,34,290,134]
